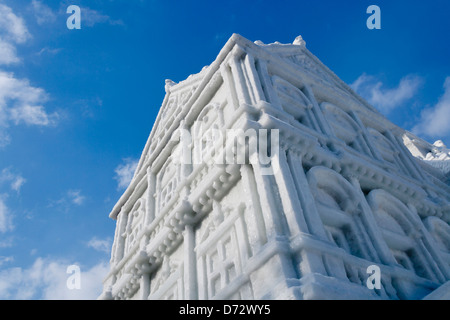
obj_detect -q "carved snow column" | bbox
[220,62,239,111]
[240,164,268,253]
[227,46,251,107]
[109,213,121,265]
[105,210,126,293]
[180,121,197,299]
[136,167,156,299]
[135,252,152,299]
[113,207,128,264]
[145,166,157,225]
[240,158,300,299]
[227,45,267,109]
[183,223,197,299]
[253,58,284,110]
[247,161,285,239]
[272,147,309,236]
[179,120,193,196]
[285,150,329,277]
[241,53,266,105]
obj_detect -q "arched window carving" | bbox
[156,156,180,215]
[271,75,322,132]
[367,128,397,163]
[321,102,369,155]
[367,190,440,281]
[423,216,450,266]
[367,128,410,175]
[123,198,146,255]
[307,166,370,259]
[192,103,224,166]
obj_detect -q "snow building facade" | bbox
[100,34,450,300]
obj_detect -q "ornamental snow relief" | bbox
[99,34,450,300]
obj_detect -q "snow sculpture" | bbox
[403,135,450,184]
[99,34,450,300]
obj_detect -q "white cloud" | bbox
[0,258,109,300]
[0,256,14,267]
[0,4,30,44]
[36,47,62,57]
[351,73,423,114]
[0,3,29,66]
[114,158,139,190]
[0,71,57,146]
[0,38,20,65]
[47,189,86,213]
[0,71,48,105]
[30,0,57,25]
[0,236,14,248]
[67,190,86,206]
[0,5,56,146]
[82,7,123,27]
[0,196,13,233]
[0,130,11,148]
[87,237,112,254]
[0,168,25,235]
[412,77,450,138]
[10,176,26,193]
[0,167,26,193]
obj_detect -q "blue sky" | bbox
[0,0,449,299]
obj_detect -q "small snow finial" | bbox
[434,140,445,148]
[293,35,306,46]
[254,40,264,46]
[165,79,177,93]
